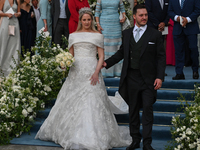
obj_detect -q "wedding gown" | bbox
[35,32,131,150]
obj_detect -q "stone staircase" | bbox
[10,66,200,150]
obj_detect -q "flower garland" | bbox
[0,35,70,144]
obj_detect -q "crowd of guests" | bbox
[0,0,200,79]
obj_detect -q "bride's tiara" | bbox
[79,7,92,15]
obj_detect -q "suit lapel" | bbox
[140,27,153,57]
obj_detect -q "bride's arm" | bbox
[69,46,74,56]
[90,47,104,85]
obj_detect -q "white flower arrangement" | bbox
[0,35,68,144]
[166,85,200,150]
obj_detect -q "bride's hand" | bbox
[90,73,99,85]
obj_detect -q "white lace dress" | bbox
[35,32,131,150]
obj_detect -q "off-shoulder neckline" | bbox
[70,32,102,35]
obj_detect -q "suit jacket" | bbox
[105,27,166,102]
[146,0,169,29]
[168,0,200,35]
[51,0,71,32]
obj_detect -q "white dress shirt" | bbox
[33,7,40,22]
[133,24,147,40]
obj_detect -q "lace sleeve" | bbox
[119,0,125,13]
[94,0,102,17]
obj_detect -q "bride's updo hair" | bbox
[76,7,97,31]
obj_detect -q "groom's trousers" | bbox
[126,68,155,146]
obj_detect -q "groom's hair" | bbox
[133,4,146,15]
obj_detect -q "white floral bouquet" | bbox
[56,52,75,77]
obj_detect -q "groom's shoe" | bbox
[143,144,155,150]
[126,141,140,150]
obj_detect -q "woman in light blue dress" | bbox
[95,0,126,77]
[36,0,52,38]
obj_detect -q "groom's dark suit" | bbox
[105,26,166,145]
[51,0,71,44]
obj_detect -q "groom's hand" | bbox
[154,78,162,90]
[101,62,107,69]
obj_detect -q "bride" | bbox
[35,7,130,150]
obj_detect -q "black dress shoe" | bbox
[126,141,140,150]
[193,72,199,79]
[143,144,155,150]
[172,74,185,80]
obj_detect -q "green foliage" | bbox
[0,35,69,144]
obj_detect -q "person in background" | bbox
[31,0,40,46]
[95,0,126,77]
[68,0,89,34]
[166,19,175,66]
[36,0,52,39]
[168,0,200,80]
[0,0,21,76]
[51,0,70,47]
[146,0,169,33]
[19,0,35,57]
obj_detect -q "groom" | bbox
[103,4,166,150]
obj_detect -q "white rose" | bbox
[60,61,66,68]
[34,97,39,101]
[44,85,52,92]
[63,56,67,61]
[15,102,19,107]
[67,53,72,59]
[66,60,72,67]
[22,109,28,117]
[27,107,33,113]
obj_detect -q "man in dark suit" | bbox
[51,0,70,46]
[146,0,169,32]
[168,0,200,80]
[103,4,166,150]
